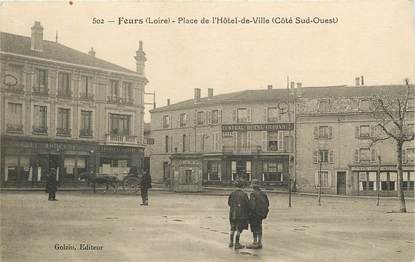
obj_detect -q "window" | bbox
[318,100,329,112]
[179,113,188,127]
[110,80,119,97]
[213,132,221,151]
[109,114,130,135]
[33,105,47,133]
[183,170,192,184]
[165,136,169,153]
[80,111,93,137]
[407,148,415,163]
[163,115,170,128]
[267,107,279,122]
[319,126,329,139]
[360,148,371,161]
[360,125,370,137]
[34,68,48,93]
[237,108,248,123]
[263,161,284,181]
[268,131,278,151]
[182,134,187,152]
[7,103,23,132]
[58,72,71,97]
[211,110,219,124]
[80,76,92,98]
[57,108,71,135]
[316,171,329,187]
[207,161,221,181]
[319,150,329,163]
[360,99,370,111]
[197,111,205,125]
[122,82,132,104]
[145,138,155,145]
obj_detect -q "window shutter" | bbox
[232,110,236,122]
[247,108,252,122]
[219,110,222,123]
[169,115,172,128]
[355,126,360,138]
[314,126,318,139]
[247,131,252,148]
[233,132,237,150]
[328,171,332,187]
[207,111,211,125]
[315,172,319,186]
[371,149,376,162]
[329,150,334,164]
[278,131,284,152]
[329,126,333,139]
[313,150,318,163]
[193,111,197,125]
[354,149,359,163]
[264,108,267,122]
[262,131,268,151]
[402,149,407,163]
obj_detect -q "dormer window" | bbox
[318,100,329,113]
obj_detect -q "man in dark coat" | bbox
[140,171,152,206]
[248,179,269,249]
[45,168,58,201]
[228,179,249,249]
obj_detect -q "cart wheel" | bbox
[123,177,140,193]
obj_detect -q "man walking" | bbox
[248,179,269,249]
[228,179,249,249]
[45,168,58,201]
[140,171,152,206]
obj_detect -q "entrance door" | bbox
[163,161,170,183]
[337,171,347,195]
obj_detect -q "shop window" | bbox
[181,170,192,184]
[207,161,221,181]
[263,161,283,182]
[231,160,251,181]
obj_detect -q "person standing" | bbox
[140,171,152,206]
[247,179,269,249]
[228,179,250,249]
[45,168,58,201]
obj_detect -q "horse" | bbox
[79,172,120,193]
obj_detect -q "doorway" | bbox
[337,171,347,195]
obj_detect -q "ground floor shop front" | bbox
[0,136,144,188]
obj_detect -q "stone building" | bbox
[150,83,414,195]
[0,21,148,187]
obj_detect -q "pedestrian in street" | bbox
[247,179,269,249]
[45,168,58,201]
[228,178,250,249]
[140,171,152,206]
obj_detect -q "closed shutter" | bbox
[329,126,333,139]
[262,131,268,151]
[264,108,267,122]
[278,131,284,152]
[329,150,334,164]
[314,126,319,139]
[313,150,319,163]
[354,149,359,163]
[355,126,360,138]
[232,109,236,122]
[247,131,252,149]
[371,149,376,162]
[247,108,252,122]
[219,110,222,123]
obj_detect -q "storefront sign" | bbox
[222,123,294,132]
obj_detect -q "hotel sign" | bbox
[222,123,294,132]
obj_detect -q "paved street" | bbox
[1,191,414,262]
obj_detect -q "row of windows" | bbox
[5,102,133,138]
[162,109,223,128]
[5,64,134,103]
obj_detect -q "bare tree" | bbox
[370,79,414,213]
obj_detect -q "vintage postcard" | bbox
[0,1,414,262]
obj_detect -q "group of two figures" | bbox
[228,179,269,250]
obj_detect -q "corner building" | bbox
[150,84,414,195]
[0,22,148,187]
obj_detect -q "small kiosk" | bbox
[170,154,203,192]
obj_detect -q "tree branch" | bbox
[377,98,401,129]
[377,122,399,141]
[370,134,392,148]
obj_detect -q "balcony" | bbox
[79,92,94,101]
[6,124,23,133]
[4,84,24,94]
[56,128,71,137]
[57,90,72,98]
[32,87,49,96]
[107,96,134,105]
[32,126,48,135]
[79,129,93,138]
[105,134,138,145]
[223,145,262,155]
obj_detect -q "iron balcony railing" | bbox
[105,134,138,144]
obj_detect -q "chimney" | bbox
[267,85,273,90]
[290,81,295,89]
[194,88,201,103]
[88,47,96,57]
[31,21,44,51]
[360,75,364,86]
[134,40,147,75]
[355,77,360,86]
[208,88,214,98]
[167,99,170,106]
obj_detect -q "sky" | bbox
[1,1,414,122]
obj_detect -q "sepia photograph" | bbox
[0,1,414,261]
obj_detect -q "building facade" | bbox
[150,84,414,195]
[0,21,148,187]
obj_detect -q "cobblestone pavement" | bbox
[1,191,414,262]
